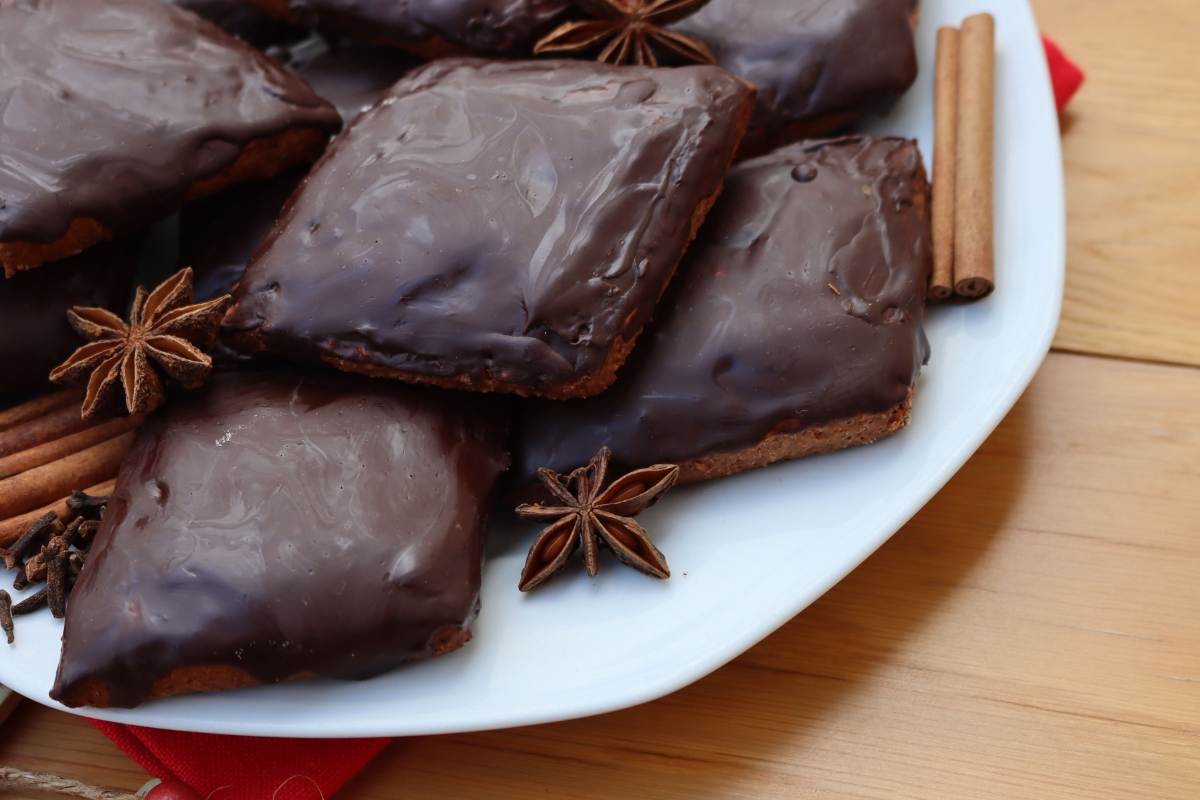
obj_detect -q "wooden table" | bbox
[2,2,1199,797]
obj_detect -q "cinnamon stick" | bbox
[0,402,93,459]
[0,389,82,433]
[930,26,960,301]
[0,435,132,521]
[953,12,996,299]
[0,415,142,480]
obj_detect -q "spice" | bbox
[0,590,12,644]
[3,510,58,569]
[0,478,115,549]
[0,414,141,481]
[515,447,678,591]
[930,26,960,301]
[48,551,68,618]
[49,267,232,419]
[67,488,111,520]
[0,489,105,637]
[535,0,715,68]
[12,588,47,615]
[0,388,82,433]
[75,520,100,545]
[0,433,131,522]
[952,13,995,299]
[23,549,49,583]
[66,551,85,580]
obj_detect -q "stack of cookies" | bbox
[0,0,932,708]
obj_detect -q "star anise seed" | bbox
[515,447,678,591]
[534,0,715,68]
[49,268,232,420]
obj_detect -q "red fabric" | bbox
[90,720,389,799]
[85,34,1083,800]
[1043,36,1085,111]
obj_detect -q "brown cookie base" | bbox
[57,625,472,708]
[677,393,913,484]
[0,126,331,277]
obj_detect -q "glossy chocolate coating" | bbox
[673,0,918,144]
[0,240,141,400]
[0,0,340,245]
[258,0,571,54]
[226,59,752,397]
[52,370,509,708]
[515,137,932,481]
[184,37,414,302]
[168,0,306,47]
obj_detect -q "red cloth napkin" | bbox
[91,720,388,799]
[1043,35,1085,111]
[83,35,1084,800]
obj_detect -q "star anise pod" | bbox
[49,268,232,420]
[515,447,678,591]
[534,0,715,68]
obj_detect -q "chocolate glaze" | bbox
[0,239,142,400]
[514,137,932,482]
[672,0,919,145]
[226,59,753,396]
[0,0,341,245]
[260,0,571,54]
[52,370,509,708]
[167,0,306,47]
[183,37,414,302]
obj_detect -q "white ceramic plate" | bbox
[0,0,1063,737]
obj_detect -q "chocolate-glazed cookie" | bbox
[246,0,572,56]
[52,370,510,708]
[0,0,342,276]
[515,137,932,487]
[0,239,142,401]
[672,0,920,155]
[225,59,754,399]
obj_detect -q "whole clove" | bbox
[23,551,48,584]
[65,551,85,580]
[0,489,107,639]
[25,537,65,584]
[12,588,47,615]
[47,552,67,618]
[0,590,12,644]
[66,489,110,520]
[75,519,100,544]
[3,511,58,569]
[62,517,85,548]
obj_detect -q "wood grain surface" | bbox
[2,1,1199,797]
[1040,0,1200,366]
